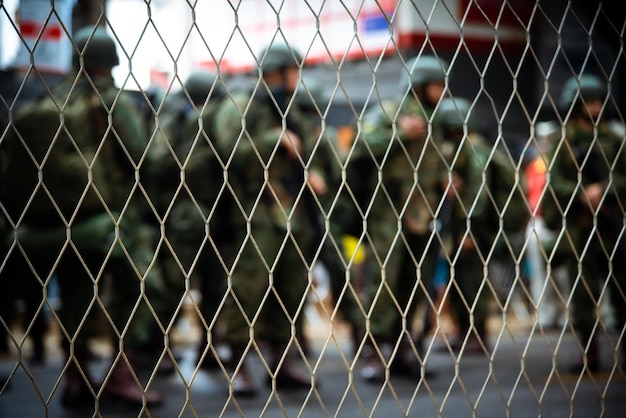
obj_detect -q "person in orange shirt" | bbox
[524,122,569,330]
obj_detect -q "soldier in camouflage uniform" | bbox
[357,54,448,381]
[544,74,626,372]
[1,26,164,408]
[213,43,323,396]
[147,69,230,371]
[436,97,492,354]
[293,78,364,355]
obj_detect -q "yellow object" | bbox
[342,234,366,264]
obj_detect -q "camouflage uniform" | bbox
[437,98,492,353]
[213,43,316,396]
[293,79,361,352]
[357,55,448,380]
[215,91,313,342]
[1,26,163,408]
[146,70,230,369]
[544,75,626,371]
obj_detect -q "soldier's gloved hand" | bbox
[442,171,463,199]
[583,182,603,210]
[308,170,327,195]
[398,115,426,141]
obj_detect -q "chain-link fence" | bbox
[1,0,625,417]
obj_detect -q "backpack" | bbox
[1,88,109,225]
[152,95,235,247]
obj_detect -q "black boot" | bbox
[360,337,387,383]
[411,335,437,379]
[266,343,312,390]
[229,345,258,398]
[389,335,417,377]
[465,321,489,355]
[60,349,96,409]
[351,325,365,359]
[569,334,600,374]
[197,331,222,371]
[29,334,46,366]
[102,349,164,407]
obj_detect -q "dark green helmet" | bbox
[401,55,448,91]
[438,97,474,130]
[184,69,224,103]
[72,26,119,70]
[295,78,329,113]
[257,43,302,74]
[559,74,607,110]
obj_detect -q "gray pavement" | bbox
[1,323,625,417]
[0,321,626,418]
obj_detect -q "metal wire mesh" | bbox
[0,0,625,417]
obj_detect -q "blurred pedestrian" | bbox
[543,74,626,373]
[213,42,322,396]
[1,25,164,408]
[356,54,448,382]
[524,122,569,330]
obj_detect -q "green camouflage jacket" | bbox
[545,120,626,235]
[213,88,317,238]
[357,96,447,235]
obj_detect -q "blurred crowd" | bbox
[0,25,625,410]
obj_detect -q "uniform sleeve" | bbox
[214,92,285,166]
[603,126,626,198]
[110,90,149,164]
[547,129,581,206]
[462,138,490,221]
[360,100,401,158]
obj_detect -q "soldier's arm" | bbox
[214,93,285,165]
[360,100,401,157]
[462,137,490,220]
[547,134,580,206]
[604,127,626,198]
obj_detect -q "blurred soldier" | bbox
[438,96,530,354]
[293,78,362,355]
[214,43,323,396]
[147,69,230,371]
[1,26,164,408]
[0,65,52,366]
[543,74,626,373]
[357,54,448,381]
[436,97,493,354]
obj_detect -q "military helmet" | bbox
[72,26,119,70]
[559,74,607,110]
[184,69,224,103]
[257,43,302,74]
[438,97,474,130]
[401,55,448,91]
[295,78,329,113]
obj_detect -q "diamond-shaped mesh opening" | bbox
[1,0,625,416]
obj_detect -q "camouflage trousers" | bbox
[5,213,166,352]
[566,226,626,338]
[221,218,311,346]
[447,246,490,332]
[363,218,436,341]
